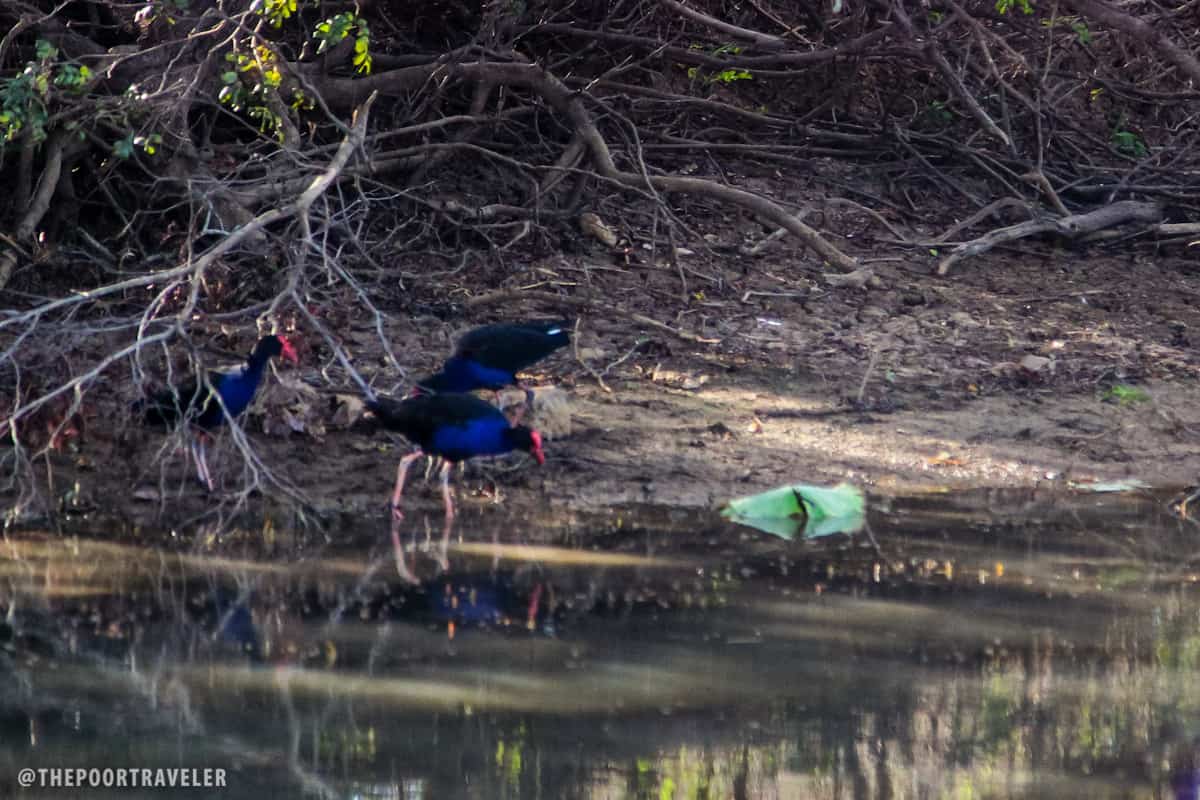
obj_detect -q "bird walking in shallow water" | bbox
[366,392,545,521]
[413,321,570,404]
[138,334,299,490]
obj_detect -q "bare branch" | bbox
[937,200,1162,274]
[653,0,789,51]
[1065,0,1200,86]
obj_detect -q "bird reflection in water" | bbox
[388,513,551,637]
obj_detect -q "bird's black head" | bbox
[506,426,545,465]
[252,334,299,366]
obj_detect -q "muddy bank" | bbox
[12,249,1200,527]
[44,370,1200,531]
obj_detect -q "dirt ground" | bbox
[27,235,1200,527]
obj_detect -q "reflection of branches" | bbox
[278,669,340,800]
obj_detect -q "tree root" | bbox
[0,131,71,291]
[305,60,859,272]
[937,201,1163,275]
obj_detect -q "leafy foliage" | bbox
[1111,128,1147,157]
[687,66,753,84]
[919,99,954,129]
[261,0,298,29]
[315,13,373,75]
[995,0,1034,14]
[215,10,372,139]
[0,39,91,145]
[685,43,751,85]
[113,133,162,159]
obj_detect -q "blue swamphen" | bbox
[366,392,545,520]
[414,321,570,400]
[138,334,299,490]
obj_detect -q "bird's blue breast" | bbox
[200,367,262,426]
[430,417,509,460]
[440,357,515,392]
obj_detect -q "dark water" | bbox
[3,489,1200,799]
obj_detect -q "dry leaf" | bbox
[498,387,573,439]
[253,377,325,438]
[579,212,619,246]
[330,394,366,428]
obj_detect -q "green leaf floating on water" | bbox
[723,482,864,519]
[721,482,865,540]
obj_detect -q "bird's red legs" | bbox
[389,509,454,584]
[423,455,451,480]
[389,522,418,585]
[435,513,452,573]
[390,451,425,521]
[526,582,544,631]
[439,460,456,521]
[190,432,215,491]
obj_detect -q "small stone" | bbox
[825,267,875,289]
[1019,354,1054,375]
[576,346,605,361]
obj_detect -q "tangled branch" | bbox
[0,0,1197,518]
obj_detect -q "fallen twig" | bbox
[937,200,1163,275]
[935,198,1033,244]
[571,318,611,393]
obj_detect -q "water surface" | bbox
[2,489,1199,798]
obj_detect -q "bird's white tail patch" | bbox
[546,327,563,335]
